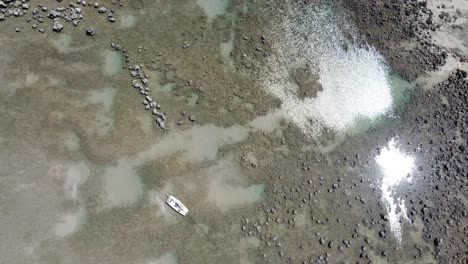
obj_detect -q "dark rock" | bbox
[434,237,443,247]
[52,21,63,32]
[319,238,325,245]
[86,27,95,36]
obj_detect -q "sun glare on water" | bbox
[376,138,415,243]
[262,3,394,137]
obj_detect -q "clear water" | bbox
[102,160,144,207]
[51,34,73,53]
[0,0,434,263]
[102,50,123,76]
[196,0,229,23]
[120,14,137,28]
[87,87,117,112]
[261,3,400,138]
[148,253,178,264]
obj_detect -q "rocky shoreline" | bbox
[341,0,467,262]
[341,0,448,81]
[399,70,467,263]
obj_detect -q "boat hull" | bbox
[165,195,189,216]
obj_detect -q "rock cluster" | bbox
[2,0,168,131]
[0,0,30,21]
[123,56,167,130]
[1,0,117,33]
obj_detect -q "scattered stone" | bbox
[380,213,389,221]
[107,11,115,22]
[434,238,443,247]
[319,238,326,245]
[86,27,95,36]
[379,230,386,238]
[241,151,258,168]
[182,41,190,49]
[48,10,61,19]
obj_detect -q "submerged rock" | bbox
[86,27,95,36]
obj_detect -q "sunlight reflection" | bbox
[376,138,415,243]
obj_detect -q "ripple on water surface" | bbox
[262,2,408,137]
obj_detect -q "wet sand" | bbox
[0,0,466,264]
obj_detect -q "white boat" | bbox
[165,195,189,216]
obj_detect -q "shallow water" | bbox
[102,50,123,76]
[64,162,90,200]
[205,161,264,211]
[196,0,229,23]
[148,253,178,264]
[133,125,249,164]
[0,0,437,263]
[261,3,402,138]
[54,208,87,238]
[220,33,235,66]
[87,87,117,111]
[102,161,144,207]
[51,34,73,53]
[120,14,137,28]
[63,132,81,151]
